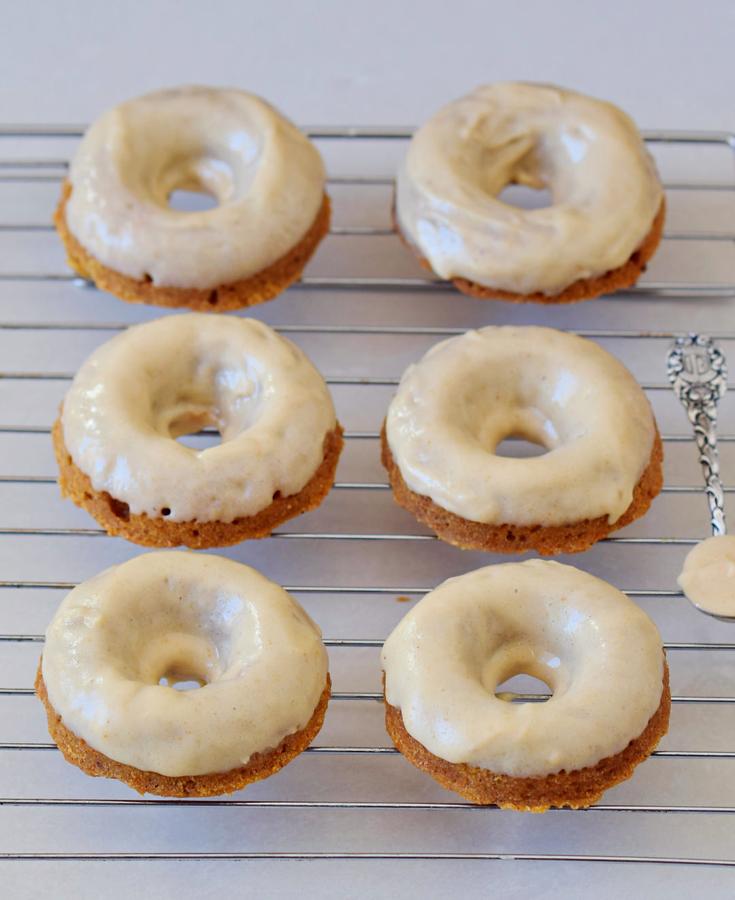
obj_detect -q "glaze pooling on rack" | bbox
[0,126,734,870]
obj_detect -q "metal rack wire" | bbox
[1,126,735,882]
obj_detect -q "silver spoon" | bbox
[667,333,732,620]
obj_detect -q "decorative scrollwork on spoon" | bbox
[667,333,727,537]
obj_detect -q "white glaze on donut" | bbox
[65,86,326,289]
[396,83,663,295]
[382,560,664,777]
[61,314,336,522]
[385,326,656,526]
[42,552,329,777]
[678,535,735,617]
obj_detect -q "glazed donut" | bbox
[382,326,662,555]
[382,560,670,810]
[53,313,343,548]
[54,86,329,310]
[395,82,665,303]
[37,552,330,797]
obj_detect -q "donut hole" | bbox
[497,184,553,210]
[170,414,222,450]
[495,673,552,704]
[153,360,264,452]
[483,643,564,704]
[155,653,213,692]
[168,189,218,212]
[448,355,594,473]
[158,670,206,692]
[138,632,222,692]
[475,410,559,458]
[494,435,549,459]
[162,156,236,213]
[453,373,565,459]
[99,583,261,696]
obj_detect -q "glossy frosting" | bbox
[382,560,665,777]
[65,86,326,289]
[61,314,337,522]
[42,552,329,777]
[385,326,656,526]
[396,82,663,295]
[678,535,735,617]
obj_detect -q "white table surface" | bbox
[2,2,735,897]
[1,0,733,130]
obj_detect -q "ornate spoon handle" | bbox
[667,334,728,536]
[690,406,726,535]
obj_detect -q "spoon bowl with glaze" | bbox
[667,333,735,622]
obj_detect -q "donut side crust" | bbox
[395,199,665,304]
[36,665,330,798]
[385,662,670,811]
[54,180,331,311]
[381,424,663,556]
[53,417,344,548]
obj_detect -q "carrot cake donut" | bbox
[37,552,330,797]
[395,82,665,303]
[54,86,329,310]
[54,313,343,548]
[382,326,662,555]
[382,560,670,811]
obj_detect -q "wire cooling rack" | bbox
[0,126,735,898]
